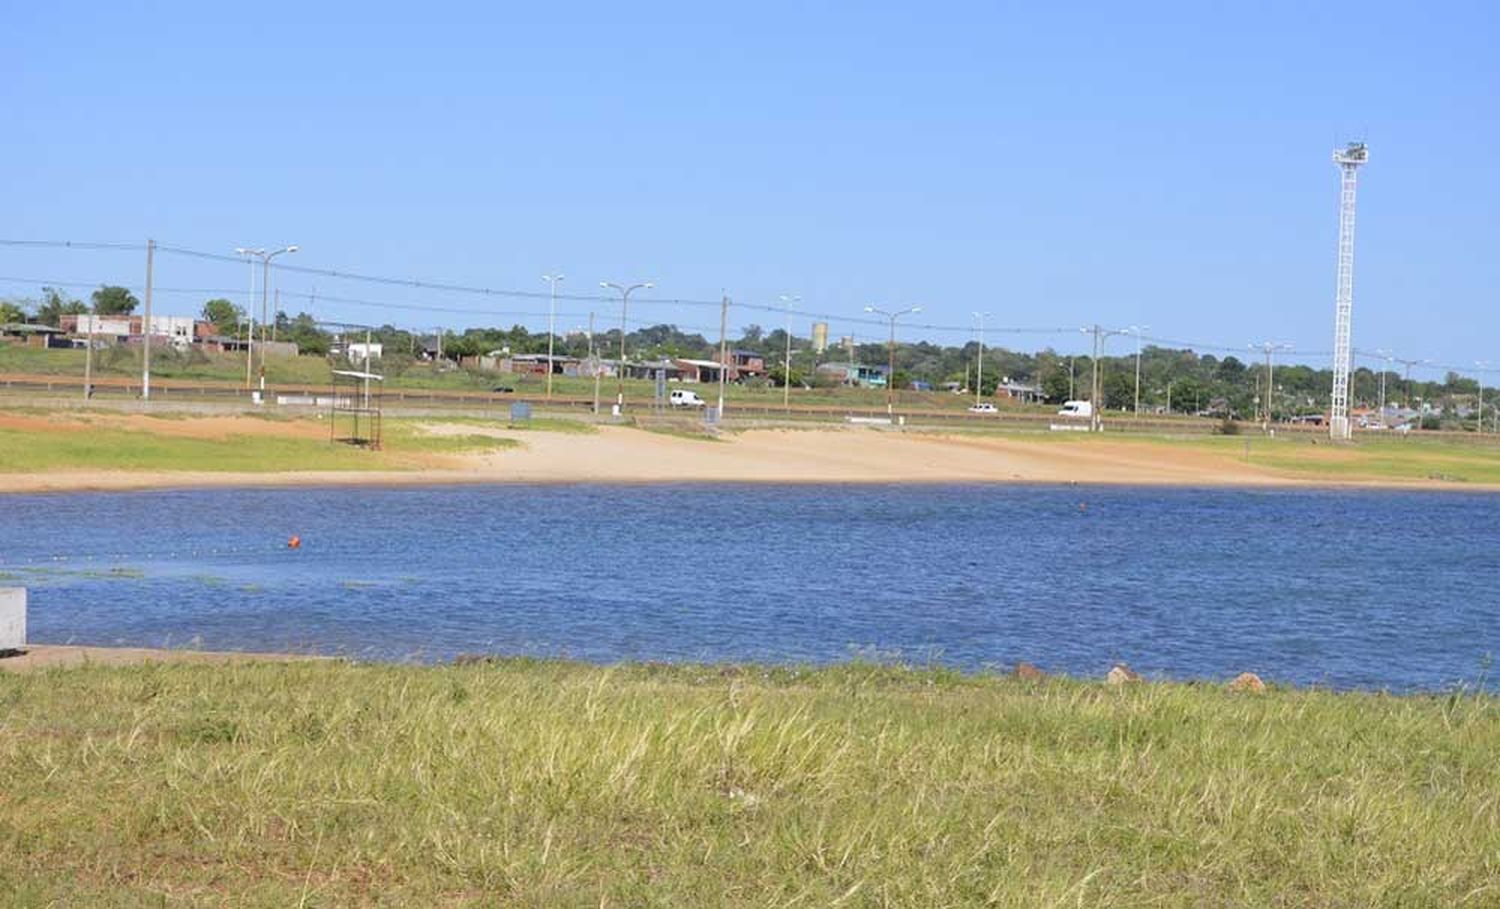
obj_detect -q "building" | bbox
[815,362,888,388]
[60,314,209,345]
[811,322,829,353]
[505,353,579,375]
[0,323,68,349]
[671,358,727,383]
[713,349,767,381]
[993,377,1045,404]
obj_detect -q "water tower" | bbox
[1329,141,1368,441]
[811,321,829,353]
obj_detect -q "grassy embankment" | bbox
[0,411,534,473]
[0,660,1493,906]
[994,431,1500,485]
[0,345,1017,411]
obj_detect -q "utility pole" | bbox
[1250,342,1291,431]
[1329,142,1369,441]
[588,312,601,415]
[717,295,729,422]
[141,239,155,400]
[1477,361,1491,433]
[1395,357,1426,429]
[1373,349,1392,426]
[82,302,96,401]
[1129,325,1149,415]
[236,249,259,389]
[542,273,565,400]
[864,305,922,416]
[272,289,280,342]
[973,311,992,407]
[779,294,800,411]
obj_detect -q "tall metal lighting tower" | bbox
[1329,141,1369,440]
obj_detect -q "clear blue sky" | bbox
[3,1,1496,372]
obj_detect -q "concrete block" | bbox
[0,588,25,650]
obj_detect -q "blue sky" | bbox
[2,1,1496,373]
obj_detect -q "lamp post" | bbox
[600,281,653,413]
[234,247,263,389]
[779,294,800,410]
[973,311,992,407]
[1079,325,1128,432]
[236,245,297,390]
[864,305,922,415]
[1128,325,1150,415]
[542,274,565,400]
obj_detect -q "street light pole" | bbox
[543,274,565,400]
[1080,325,1128,432]
[864,305,922,416]
[973,311,992,407]
[258,245,297,389]
[234,247,263,390]
[600,280,653,414]
[779,294,800,410]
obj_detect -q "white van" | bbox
[669,389,706,408]
[1056,400,1093,418]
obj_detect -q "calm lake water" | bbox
[2,484,1496,691]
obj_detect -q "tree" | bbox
[0,299,26,324]
[35,287,87,327]
[91,285,139,316]
[201,299,243,334]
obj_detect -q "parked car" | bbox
[491,385,515,393]
[669,389,706,408]
[1056,400,1093,418]
[968,402,998,414]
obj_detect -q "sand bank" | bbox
[3,421,1496,493]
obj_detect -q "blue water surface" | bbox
[1,484,1495,691]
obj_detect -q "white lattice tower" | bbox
[1329,142,1368,440]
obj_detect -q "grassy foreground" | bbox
[0,414,519,473]
[0,661,1494,906]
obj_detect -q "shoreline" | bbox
[6,420,1500,493]
[3,643,1489,694]
[3,467,1499,495]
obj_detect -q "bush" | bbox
[1216,416,1241,435]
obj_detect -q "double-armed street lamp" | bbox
[600,280,653,413]
[864,305,922,415]
[235,244,298,390]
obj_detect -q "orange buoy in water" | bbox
[287,535,301,549]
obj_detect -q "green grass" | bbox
[0,415,521,473]
[0,660,1492,906]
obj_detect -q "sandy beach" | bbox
[3,411,1498,492]
[0,411,1494,495]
